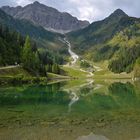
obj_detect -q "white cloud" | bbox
[78,7,94,21]
[67,0,116,21]
[68,0,94,21]
[0,0,140,22]
[13,0,31,6]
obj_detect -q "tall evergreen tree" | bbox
[22,35,46,76]
[22,35,34,71]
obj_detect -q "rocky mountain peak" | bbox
[113,9,127,16]
[33,1,40,5]
[109,9,128,19]
[1,2,90,34]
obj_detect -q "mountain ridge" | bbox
[0,6,140,74]
[67,9,140,73]
[0,8,68,54]
[1,1,90,34]
[67,9,129,50]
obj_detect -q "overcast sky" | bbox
[0,0,140,22]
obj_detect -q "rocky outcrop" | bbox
[1,1,90,33]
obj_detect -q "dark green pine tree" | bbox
[22,35,46,76]
[22,35,34,71]
[22,36,39,72]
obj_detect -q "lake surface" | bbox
[0,79,140,140]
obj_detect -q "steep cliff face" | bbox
[1,1,90,33]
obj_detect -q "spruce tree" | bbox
[22,35,34,71]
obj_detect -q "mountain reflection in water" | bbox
[0,80,140,140]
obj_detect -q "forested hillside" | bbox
[0,7,140,75]
[0,25,61,76]
[108,23,140,73]
[67,9,128,53]
[0,9,68,61]
[67,9,140,73]
[0,25,24,66]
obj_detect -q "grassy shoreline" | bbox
[0,66,71,85]
[0,65,136,86]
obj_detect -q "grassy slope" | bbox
[92,61,133,79]
[47,72,70,79]
[61,66,89,79]
[0,63,133,84]
[0,66,69,79]
[0,66,30,78]
[61,61,133,80]
[0,66,48,85]
[94,70,132,79]
[0,66,81,84]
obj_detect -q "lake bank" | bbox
[0,62,138,86]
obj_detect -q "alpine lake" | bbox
[0,79,140,140]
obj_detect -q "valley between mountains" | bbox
[0,1,140,84]
[0,1,140,140]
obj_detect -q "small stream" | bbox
[64,38,79,64]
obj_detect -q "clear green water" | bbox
[0,80,140,140]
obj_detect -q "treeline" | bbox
[22,36,46,76]
[0,25,61,76]
[108,45,140,73]
[22,37,61,75]
[108,24,140,73]
[0,25,24,66]
[92,45,119,62]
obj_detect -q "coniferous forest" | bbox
[0,25,61,77]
